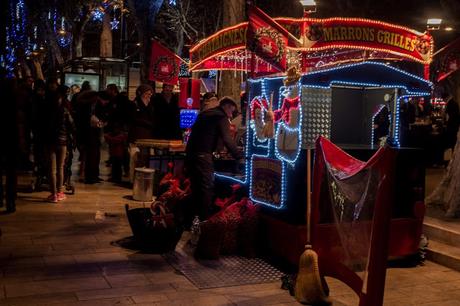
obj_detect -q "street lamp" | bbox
[427,18,442,30]
[299,0,316,17]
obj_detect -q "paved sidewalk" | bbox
[1,172,460,305]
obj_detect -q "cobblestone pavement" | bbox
[1,166,460,305]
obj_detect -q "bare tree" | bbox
[155,0,199,54]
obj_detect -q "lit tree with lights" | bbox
[3,0,30,77]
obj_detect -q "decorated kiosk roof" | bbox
[250,61,432,96]
[189,17,433,73]
[300,61,432,94]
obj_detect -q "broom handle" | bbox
[269,91,274,111]
[306,148,312,244]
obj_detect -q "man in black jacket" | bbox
[186,97,243,220]
[152,83,181,140]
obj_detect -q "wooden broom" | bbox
[295,148,330,305]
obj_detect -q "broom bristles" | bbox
[295,245,331,305]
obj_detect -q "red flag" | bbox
[247,5,293,72]
[149,41,181,85]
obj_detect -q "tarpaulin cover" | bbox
[311,136,395,299]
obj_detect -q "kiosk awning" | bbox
[300,61,432,95]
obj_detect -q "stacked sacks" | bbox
[195,194,260,259]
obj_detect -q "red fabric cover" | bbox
[312,136,395,300]
[317,136,386,178]
[207,197,259,256]
[247,4,292,72]
[210,200,245,254]
[238,200,260,257]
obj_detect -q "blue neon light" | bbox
[249,61,432,89]
[110,18,120,30]
[214,173,246,185]
[92,8,104,21]
[233,61,432,211]
[274,83,303,165]
[179,109,199,129]
[213,124,250,184]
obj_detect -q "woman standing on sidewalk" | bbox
[42,85,75,203]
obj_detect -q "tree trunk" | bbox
[127,0,147,83]
[32,58,44,80]
[74,34,84,58]
[71,9,90,59]
[43,14,64,67]
[100,12,113,58]
[217,0,245,101]
[46,37,63,72]
[19,57,32,77]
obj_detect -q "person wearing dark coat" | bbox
[42,85,75,202]
[71,81,92,180]
[151,83,181,140]
[128,84,155,143]
[0,77,19,212]
[127,84,155,182]
[31,80,48,185]
[185,97,243,221]
[73,90,108,184]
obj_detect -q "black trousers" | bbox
[186,153,215,221]
[84,129,103,183]
[111,156,123,181]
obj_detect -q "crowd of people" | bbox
[0,74,244,222]
[0,76,186,211]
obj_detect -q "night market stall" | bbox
[215,60,432,263]
[189,6,433,305]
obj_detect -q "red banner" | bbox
[149,41,181,85]
[189,17,433,73]
[281,18,433,64]
[247,5,291,72]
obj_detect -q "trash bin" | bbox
[133,168,155,201]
